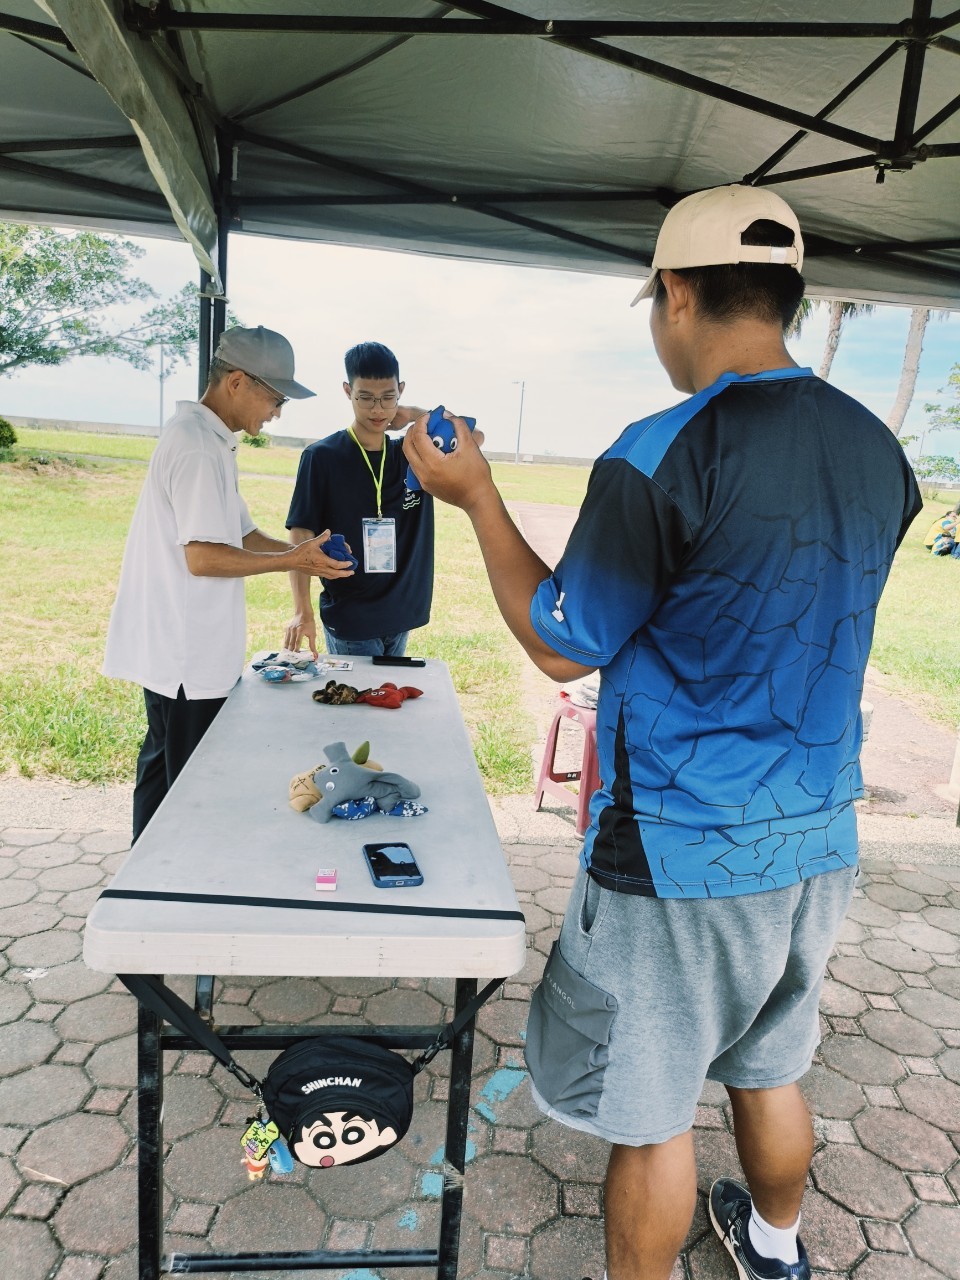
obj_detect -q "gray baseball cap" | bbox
[214,326,315,399]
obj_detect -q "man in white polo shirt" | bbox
[104,326,354,841]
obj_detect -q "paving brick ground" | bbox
[3,816,960,1280]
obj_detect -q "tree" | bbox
[912,454,960,499]
[786,297,874,381]
[0,223,199,378]
[818,300,874,381]
[886,307,951,438]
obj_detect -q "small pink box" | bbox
[315,867,337,892]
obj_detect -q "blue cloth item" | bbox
[287,430,434,640]
[531,368,922,899]
[331,796,427,820]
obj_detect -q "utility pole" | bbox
[513,379,526,465]
[158,341,166,428]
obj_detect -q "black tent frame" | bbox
[1,1,959,380]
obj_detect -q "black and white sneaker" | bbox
[709,1179,811,1280]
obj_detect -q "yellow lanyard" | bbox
[348,428,387,518]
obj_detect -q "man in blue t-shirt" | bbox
[285,341,432,657]
[404,186,921,1280]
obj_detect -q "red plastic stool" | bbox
[534,693,600,837]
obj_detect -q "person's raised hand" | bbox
[402,411,490,510]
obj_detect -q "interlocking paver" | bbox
[859,1008,943,1056]
[820,1034,906,1085]
[852,1257,944,1279]
[811,1145,914,1219]
[799,1186,866,1273]
[800,1064,866,1120]
[6,930,82,967]
[830,957,902,995]
[210,1183,328,1253]
[902,1202,960,1278]
[0,1064,91,1125]
[898,985,960,1031]
[0,1152,22,1212]
[0,1217,60,1280]
[897,1073,960,1129]
[3,724,960,1280]
[16,1113,128,1184]
[821,977,869,1017]
[853,1106,958,1173]
[53,1167,139,1255]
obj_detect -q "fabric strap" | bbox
[119,971,507,1093]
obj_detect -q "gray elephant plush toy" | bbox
[307,741,421,824]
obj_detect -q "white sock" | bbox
[748,1207,800,1265]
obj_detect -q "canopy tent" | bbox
[1,0,959,373]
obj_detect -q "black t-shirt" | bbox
[286,430,434,640]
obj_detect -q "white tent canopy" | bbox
[2,0,958,361]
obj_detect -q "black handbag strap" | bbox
[120,973,263,1092]
[119,972,507,1091]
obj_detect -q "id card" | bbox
[362,518,397,573]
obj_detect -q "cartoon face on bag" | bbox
[293,1109,398,1167]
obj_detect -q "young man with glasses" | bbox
[284,341,431,658]
[104,326,354,841]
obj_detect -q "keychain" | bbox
[240,1114,279,1180]
[267,1136,295,1175]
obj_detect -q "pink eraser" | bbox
[315,867,337,891]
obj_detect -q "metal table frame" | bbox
[134,973,481,1279]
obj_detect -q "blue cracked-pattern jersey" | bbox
[531,368,921,899]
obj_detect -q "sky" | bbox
[2,227,959,463]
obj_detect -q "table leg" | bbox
[137,986,164,1280]
[437,978,478,1280]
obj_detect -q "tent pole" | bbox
[212,130,233,350]
[197,268,213,396]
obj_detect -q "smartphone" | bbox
[362,841,424,888]
[371,655,426,667]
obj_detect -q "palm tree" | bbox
[818,300,875,381]
[787,298,874,381]
[886,307,951,438]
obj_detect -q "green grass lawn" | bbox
[10,427,593,500]
[0,446,589,789]
[0,436,955,791]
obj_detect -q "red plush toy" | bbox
[354,682,423,710]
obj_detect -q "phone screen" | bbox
[363,842,423,886]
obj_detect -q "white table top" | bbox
[84,659,526,979]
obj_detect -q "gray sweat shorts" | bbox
[525,864,856,1147]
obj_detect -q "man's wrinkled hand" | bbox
[402,412,490,510]
[283,610,318,658]
[292,532,356,578]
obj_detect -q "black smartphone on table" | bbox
[362,841,424,888]
[371,655,425,667]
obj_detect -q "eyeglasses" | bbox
[353,392,399,408]
[244,371,289,409]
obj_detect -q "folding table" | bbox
[84,658,527,1279]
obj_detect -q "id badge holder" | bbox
[362,518,397,574]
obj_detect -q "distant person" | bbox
[284,341,431,658]
[924,500,959,556]
[103,326,353,841]
[404,185,921,1280]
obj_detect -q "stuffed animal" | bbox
[320,532,359,570]
[404,405,476,493]
[312,681,423,709]
[292,742,421,824]
[289,741,382,812]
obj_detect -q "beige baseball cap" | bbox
[630,184,804,305]
[214,326,315,399]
